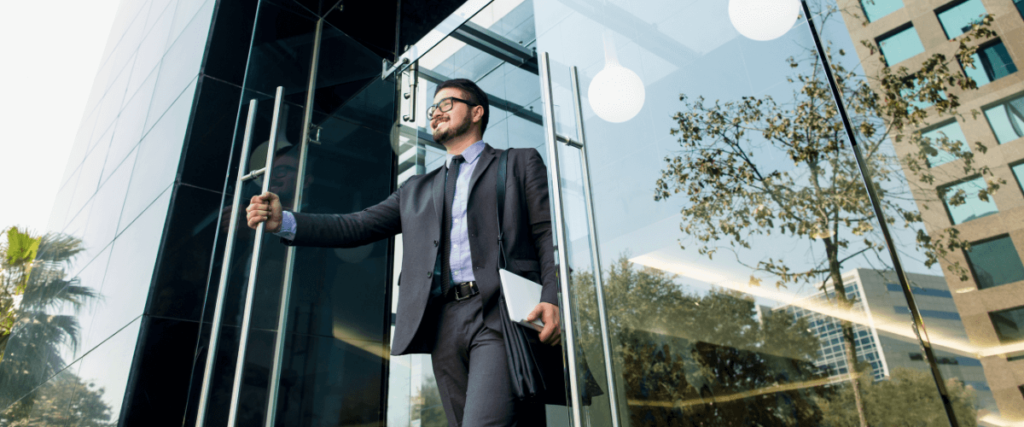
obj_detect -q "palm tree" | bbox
[0,227,97,410]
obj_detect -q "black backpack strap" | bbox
[497,149,510,270]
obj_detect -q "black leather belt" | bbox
[444,281,479,302]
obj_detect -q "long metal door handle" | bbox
[226,86,285,427]
[195,98,258,427]
[539,52,584,427]
[263,17,323,426]
[570,66,620,427]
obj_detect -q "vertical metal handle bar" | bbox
[226,86,284,426]
[264,18,323,426]
[402,62,418,122]
[569,66,620,427]
[195,98,258,427]
[798,2,960,426]
[540,52,584,427]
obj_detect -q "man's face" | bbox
[431,87,476,144]
[268,153,299,205]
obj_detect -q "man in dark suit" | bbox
[246,78,560,426]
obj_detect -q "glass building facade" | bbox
[2,0,1024,426]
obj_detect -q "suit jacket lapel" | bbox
[432,166,445,221]
[468,144,497,198]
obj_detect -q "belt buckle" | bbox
[454,282,474,301]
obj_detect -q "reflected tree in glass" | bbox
[817,367,976,427]
[0,370,114,426]
[655,3,997,425]
[573,257,825,426]
[0,228,97,409]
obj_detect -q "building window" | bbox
[921,121,969,167]
[1012,162,1024,194]
[983,93,1024,144]
[939,176,998,224]
[937,0,987,39]
[963,40,1017,87]
[862,0,904,22]
[878,25,925,66]
[989,305,1024,344]
[966,235,1024,290]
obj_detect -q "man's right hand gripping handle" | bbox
[246,192,284,233]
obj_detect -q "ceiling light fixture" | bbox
[728,0,801,41]
[588,32,646,123]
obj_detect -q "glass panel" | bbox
[817,0,1024,423]
[963,40,1017,87]
[386,1,572,424]
[940,177,998,225]
[534,0,998,424]
[259,21,397,426]
[983,92,1024,144]
[861,0,903,22]
[878,25,924,66]
[966,235,1024,290]
[937,0,987,39]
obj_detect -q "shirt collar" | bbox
[446,140,485,168]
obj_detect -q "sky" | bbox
[0,0,121,235]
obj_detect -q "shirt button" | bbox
[433,240,438,247]
[427,272,433,278]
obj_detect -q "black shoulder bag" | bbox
[495,149,602,406]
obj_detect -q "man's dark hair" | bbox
[436,78,489,134]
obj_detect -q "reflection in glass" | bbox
[963,41,1017,87]
[982,93,1024,145]
[921,121,969,168]
[0,230,97,409]
[937,0,987,39]
[965,235,1024,290]
[877,25,924,66]
[940,177,998,225]
[860,0,903,22]
[532,0,1019,423]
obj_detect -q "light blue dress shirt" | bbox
[276,140,485,284]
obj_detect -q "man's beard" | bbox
[432,117,472,144]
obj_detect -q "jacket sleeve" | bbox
[523,149,559,306]
[283,182,404,248]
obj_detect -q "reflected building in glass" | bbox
[842,0,1024,421]
[778,269,994,412]
[3,0,1024,425]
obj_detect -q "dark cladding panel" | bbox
[146,184,223,321]
[178,78,243,192]
[121,316,201,426]
[201,0,259,86]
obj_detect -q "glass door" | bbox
[192,1,398,426]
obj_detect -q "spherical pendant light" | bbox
[588,33,646,123]
[728,0,801,41]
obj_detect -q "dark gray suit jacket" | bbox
[284,144,558,355]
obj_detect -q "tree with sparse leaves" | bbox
[654,3,998,425]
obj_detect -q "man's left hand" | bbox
[525,302,561,346]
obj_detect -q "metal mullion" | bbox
[263,16,323,427]
[195,98,258,427]
[226,86,285,427]
[540,52,584,427]
[799,1,960,426]
[569,66,620,427]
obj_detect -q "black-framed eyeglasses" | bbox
[427,97,478,118]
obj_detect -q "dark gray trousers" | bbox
[429,295,546,427]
